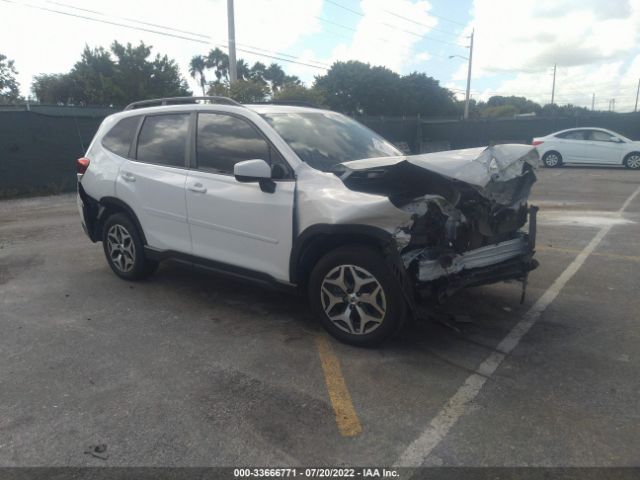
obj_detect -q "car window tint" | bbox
[102,115,140,157]
[589,130,614,142]
[197,113,273,175]
[136,114,189,167]
[558,131,587,140]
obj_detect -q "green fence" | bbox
[1,105,639,198]
[0,106,117,198]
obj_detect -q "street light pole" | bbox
[551,64,556,105]
[635,78,639,112]
[463,29,474,120]
[227,0,237,84]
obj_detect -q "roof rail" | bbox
[253,100,320,109]
[123,96,243,111]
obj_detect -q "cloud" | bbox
[327,0,440,73]
[448,0,640,111]
[464,0,640,76]
[0,0,324,96]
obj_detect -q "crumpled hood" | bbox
[341,144,540,189]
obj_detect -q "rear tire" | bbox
[542,151,563,168]
[102,213,158,280]
[308,245,406,347]
[623,152,640,169]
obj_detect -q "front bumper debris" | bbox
[416,234,531,282]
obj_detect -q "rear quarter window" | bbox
[101,115,141,157]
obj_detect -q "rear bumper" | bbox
[77,184,99,242]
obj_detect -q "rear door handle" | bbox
[121,171,136,182]
[187,183,207,193]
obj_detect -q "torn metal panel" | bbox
[408,234,530,282]
[407,144,540,188]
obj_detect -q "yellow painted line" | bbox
[315,335,362,437]
[537,245,640,263]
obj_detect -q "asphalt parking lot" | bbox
[1,167,639,467]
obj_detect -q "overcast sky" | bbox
[2,0,639,111]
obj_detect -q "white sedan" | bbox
[532,128,640,169]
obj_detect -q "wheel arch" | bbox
[289,224,395,288]
[96,197,147,244]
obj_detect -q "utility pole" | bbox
[551,64,556,105]
[635,78,639,112]
[591,93,595,111]
[227,0,237,84]
[612,98,615,112]
[463,29,474,120]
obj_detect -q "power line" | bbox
[46,0,210,39]
[51,0,332,68]
[323,0,466,48]
[382,8,463,37]
[313,15,455,58]
[326,0,467,28]
[1,0,329,71]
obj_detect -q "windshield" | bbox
[260,111,402,172]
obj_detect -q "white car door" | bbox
[116,112,192,253]
[555,130,589,162]
[185,112,294,283]
[582,130,627,165]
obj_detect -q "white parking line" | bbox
[394,185,640,467]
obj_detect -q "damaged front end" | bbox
[339,144,540,304]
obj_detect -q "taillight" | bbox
[77,157,90,175]
[532,140,544,146]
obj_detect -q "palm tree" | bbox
[205,48,229,82]
[189,55,207,95]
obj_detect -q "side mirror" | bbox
[614,138,625,143]
[234,159,276,193]
[234,159,272,182]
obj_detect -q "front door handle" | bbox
[121,171,136,182]
[187,183,207,193]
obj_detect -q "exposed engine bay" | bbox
[337,144,540,299]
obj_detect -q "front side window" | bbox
[136,114,190,167]
[102,115,141,157]
[588,130,615,142]
[196,113,286,176]
[260,111,401,172]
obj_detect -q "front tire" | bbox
[102,213,158,280]
[308,245,407,347]
[623,152,640,169]
[542,151,563,168]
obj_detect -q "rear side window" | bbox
[136,114,190,167]
[196,113,285,175]
[102,115,141,157]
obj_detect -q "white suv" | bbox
[77,96,540,346]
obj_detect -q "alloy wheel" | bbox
[320,264,386,335]
[627,154,640,169]
[544,153,559,167]
[106,224,135,273]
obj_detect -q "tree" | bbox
[485,96,541,115]
[399,72,457,116]
[314,61,456,116]
[228,79,269,103]
[32,41,191,106]
[0,53,22,104]
[205,48,229,82]
[32,74,77,104]
[189,55,208,95]
[273,84,324,105]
